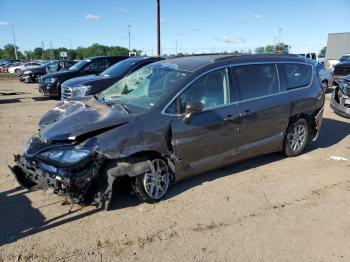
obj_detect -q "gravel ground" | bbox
[0,80,350,262]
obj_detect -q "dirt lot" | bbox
[0,79,350,262]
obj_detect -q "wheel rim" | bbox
[288,124,306,152]
[143,159,170,200]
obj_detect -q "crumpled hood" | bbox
[63,74,103,88]
[39,97,130,142]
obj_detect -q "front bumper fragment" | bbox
[10,153,104,203]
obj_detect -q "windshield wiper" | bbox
[115,103,131,114]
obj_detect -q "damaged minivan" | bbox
[10,54,325,210]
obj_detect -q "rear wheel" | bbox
[133,158,170,203]
[282,118,309,157]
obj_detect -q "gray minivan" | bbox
[11,54,325,210]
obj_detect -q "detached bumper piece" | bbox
[10,154,104,205]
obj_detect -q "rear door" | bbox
[231,63,290,159]
[167,68,241,180]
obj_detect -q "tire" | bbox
[282,118,309,157]
[133,158,171,203]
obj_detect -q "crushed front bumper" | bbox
[10,153,104,204]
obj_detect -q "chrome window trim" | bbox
[161,61,314,116]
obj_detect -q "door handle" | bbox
[224,114,242,121]
[240,110,255,118]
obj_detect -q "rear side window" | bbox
[283,63,312,89]
[88,59,109,71]
[235,64,279,100]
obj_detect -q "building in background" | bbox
[325,32,350,68]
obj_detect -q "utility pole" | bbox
[41,41,45,59]
[156,0,161,56]
[50,41,54,60]
[11,25,18,60]
[277,27,282,43]
[128,25,131,51]
[69,38,72,59]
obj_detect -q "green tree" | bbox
[319,46,326,58]
[265,45,274,53]
[33,47,44,59]
[255,47,265,54]
[1,44,19,59]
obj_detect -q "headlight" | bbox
[38,147,91,165]
[44,77,57,84]
[74,85,92,98]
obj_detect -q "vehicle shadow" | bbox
[31,96,52,102]
[0,186,102,246]
[308,117,350,150]
[0,98,22,104]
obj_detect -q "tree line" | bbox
[0,43,134,60]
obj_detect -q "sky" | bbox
[0,0,349,55]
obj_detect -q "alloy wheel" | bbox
[143,159,170,200]
[288,124,306,152]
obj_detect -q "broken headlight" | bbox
[38,147,91,165]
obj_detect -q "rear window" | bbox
[283,63,312,89]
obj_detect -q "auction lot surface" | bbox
[1,80,350,262]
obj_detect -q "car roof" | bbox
[124,56,163,62]
[160,54,309,72]
[84,55,128,60]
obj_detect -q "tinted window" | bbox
[87,59,109,72]
[173,68,230,113]
[235,64,279,100]
[100,59,139,77]
[283,63,312,89]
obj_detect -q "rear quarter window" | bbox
[283,63,312,89]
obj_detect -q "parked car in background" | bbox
[8,61,43,75]
[39,56,128,98]
[332,55,350,84]
[0,62,22,73]
[11,54,325,210]
[61,56,164,100]
[315,61,333,92]
[331,74,350,118]
[20,60,77,83]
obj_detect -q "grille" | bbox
[61,85,72,99]
[334,66,350,76]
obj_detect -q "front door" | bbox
[167,68,241,180]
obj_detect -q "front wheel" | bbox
[282,118,309,157]
[133,158,170,203]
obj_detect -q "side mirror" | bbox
[183,101,203,124]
